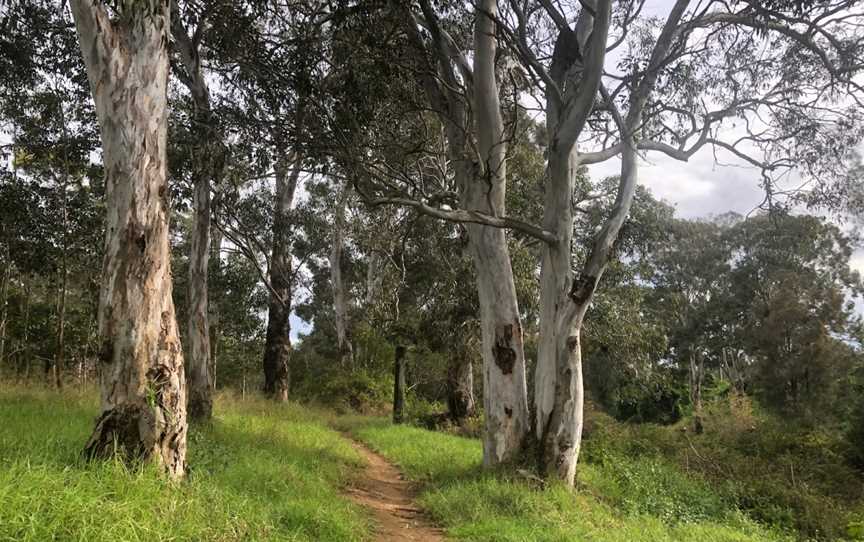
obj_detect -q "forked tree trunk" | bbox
[533,0,614,486]
[171,0,219,421]
[533,0,686,487]
[392,345,406,424]
[470,0,530,465]
[70,0,187,478]
[330,182,353,365]
[262,158,300,401]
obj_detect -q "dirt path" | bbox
[344,438,446,542]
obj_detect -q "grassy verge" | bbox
[337,416,789,542]
[0,385,370,542]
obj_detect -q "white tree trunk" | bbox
[533,0,687,487]
[535,150,587,484]
[71,0,187,478]
[330,182,353,365]
[534,0,615,486]
[471,0,529,465]
[402,0,529,463]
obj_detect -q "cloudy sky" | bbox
[588,149,769,219]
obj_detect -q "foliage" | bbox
[586,395,864,541]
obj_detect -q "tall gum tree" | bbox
[262,153,301,401]
[330,181,354,366]
[504,0,864,484]
[381,0,533,465]
[369,0,864,485]
[70,0,187,478]
[170,0,222,421]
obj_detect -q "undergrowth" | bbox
[0,385,370,542]
[337,416,789,542]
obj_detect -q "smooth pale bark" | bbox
[534,1,612,485]
[71,0,187,478]
[330,182,353,365]
[365,251,382,305]
[262,159,299,401]
[392,345,407,424]
[470,0,530,465]
[401,0,529,463]
[171,1,217,420]
[534,0,690,485]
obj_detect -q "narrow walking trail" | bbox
[344,437,446,542]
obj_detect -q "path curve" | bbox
[344,437,446,542]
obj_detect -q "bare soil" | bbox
[344,437,446,542]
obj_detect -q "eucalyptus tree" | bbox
[207,0,328,401]
[70,0,187,478]
[352,0,864,485]
[326,0,537,465]
[330,181,354,366]
[646,218,733,415]
[724,214,864,415]
[497,0,864,483]
[168,0,231,420]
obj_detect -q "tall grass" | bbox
[0,385,370,542]
[340,417,790,542]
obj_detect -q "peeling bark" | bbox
[71,0,187,478]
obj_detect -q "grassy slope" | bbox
[0,386,369,542]
[339,416,790,542]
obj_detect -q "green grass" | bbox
[339,417,790,542]
[0,386,370,542]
